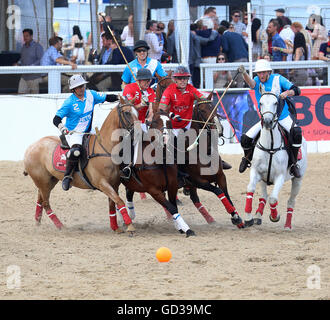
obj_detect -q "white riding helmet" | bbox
[69,74,89,90]
[254,59,272,73]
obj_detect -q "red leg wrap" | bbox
[256,198,266,216]
[217,193,235,214]
[285,208,293,229]
[245,192,254,213]
[194,202,215,223]
[109,210,118,231]
[270,201,278,220]
[35,202,43,223]
[117,205,132,225]
[46,209,63,229]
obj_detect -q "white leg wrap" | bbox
[126,201,136,220]
[245,213,253,221]
[172,213,190,232]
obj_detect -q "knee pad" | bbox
[240,134,254,149]
[290,126,302,144]
[67,144,81,160]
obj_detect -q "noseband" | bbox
[259,92,279,130]
[193,100,216,131]
[117,103,136,133]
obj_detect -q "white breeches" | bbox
[172,121,192,137]
[66,132,84,147]
[246,116,293,139]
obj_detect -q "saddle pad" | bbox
[52,143,69,173]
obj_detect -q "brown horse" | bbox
[23,96,139,234]
[113,110,196,237]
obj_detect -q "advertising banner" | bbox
[213,88,330,142]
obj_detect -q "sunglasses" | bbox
[217,57,225,61]
[234,15,240,17]
[136,49,147,53]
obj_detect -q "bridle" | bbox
[259,92,279,130]
[155,76,173,102]
[193,100,217,132]
[117,103,137,134]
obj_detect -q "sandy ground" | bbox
[0,153,329,300]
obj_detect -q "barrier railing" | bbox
[0,60,328,94]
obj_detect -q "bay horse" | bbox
[23,96,140,234]
[243,89,307,230]
[113,110,196,237]
[172,95,245,229]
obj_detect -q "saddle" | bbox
[52,134,95,189]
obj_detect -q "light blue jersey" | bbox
[253,73,293,120]
[121,57,167,84]
[56,90,106,132]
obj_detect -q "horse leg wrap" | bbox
[270,201,278,220]
[245,192,254,213]
[217,193,235,214]
[46,209,63,229]
[35,201,43,223]
[256,198,266,216]
[117,205,132,225]
[109,210,118,231]
[173,213,189,232]
[194,202,215,224]
[284,208,293,230]
[126,201,136,220]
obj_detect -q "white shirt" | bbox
[144,31,163,61]
[279,26,295,61]
[121,25,134,47]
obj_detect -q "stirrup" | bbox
[120,166,132,180]
[222,160,232,170]
[289,164,301,178]
[239,157,251,173]
[62,176,73,191]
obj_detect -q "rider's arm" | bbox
[280,85,300,99]
[159,102,170,113]
[238,65,256,89]
[53,115,69,134]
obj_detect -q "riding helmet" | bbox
[133,40,150,51]
[136,68,153,80]
[172,66,191,77]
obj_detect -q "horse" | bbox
[243,89,307,230]
[171,94,245,229]
[112,110,196,237]
[23,96,140,234]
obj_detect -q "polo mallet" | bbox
[187,70,240,151]
[98,12,141,91]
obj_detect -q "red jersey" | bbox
[123,82,155,123]
[160,83,203,129]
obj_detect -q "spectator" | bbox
[274,8,292,32]
[166,20,178,63]
[311,15,327,60]
[251,18,262,61]
[196,18,221,63]
[121,40,167,89]
[263,53,271,61]
[202,7,220,31]
[213,53,233,89]
[63,25,85,65]
[305,14,316,33]
[189,22,219,88]
[267,19,287,61]
[99,15,114,49]
[40,36,77,92]
[279,22,295,61]
[290,32,308,86]
[17,28,44,94]
[230,10,248,39]
[318,30,330,85]
[121,14,134,51]
[218,25,248,87]
[144,20,163,61]
[156,22,167,52]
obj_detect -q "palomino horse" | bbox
[113,110,196,237]
[174,95,245,228]
[243,89,307,230]
[23,97,139,234]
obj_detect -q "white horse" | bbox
[244,88,307,230]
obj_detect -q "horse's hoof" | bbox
[178,229,184,234]
[115,228,124,234]
[128,231,135,237]
[126,224,136,232]
[244,219,254,227]
[186,229,196,237]
[231,214,245,229]
[254,218,262,225]
[269,214,280,223]
[284,226,292,231]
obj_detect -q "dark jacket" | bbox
[196,29,221,58]
[221,31,248,62]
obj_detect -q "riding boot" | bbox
[239,134,254,173]
[62,145,81,191]
[62,159,77,191]
[289,146,301,178]
[222,160,232,170]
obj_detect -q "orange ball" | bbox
[156,247,172,262]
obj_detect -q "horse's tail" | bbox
[23,170,28,176]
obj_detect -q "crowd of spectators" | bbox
[10,7,330,93]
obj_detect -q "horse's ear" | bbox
[259,83,265,95]
[155,72,161,80]
[167,70,173,77]
[207,91,213,101]
[119,95,125,104]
